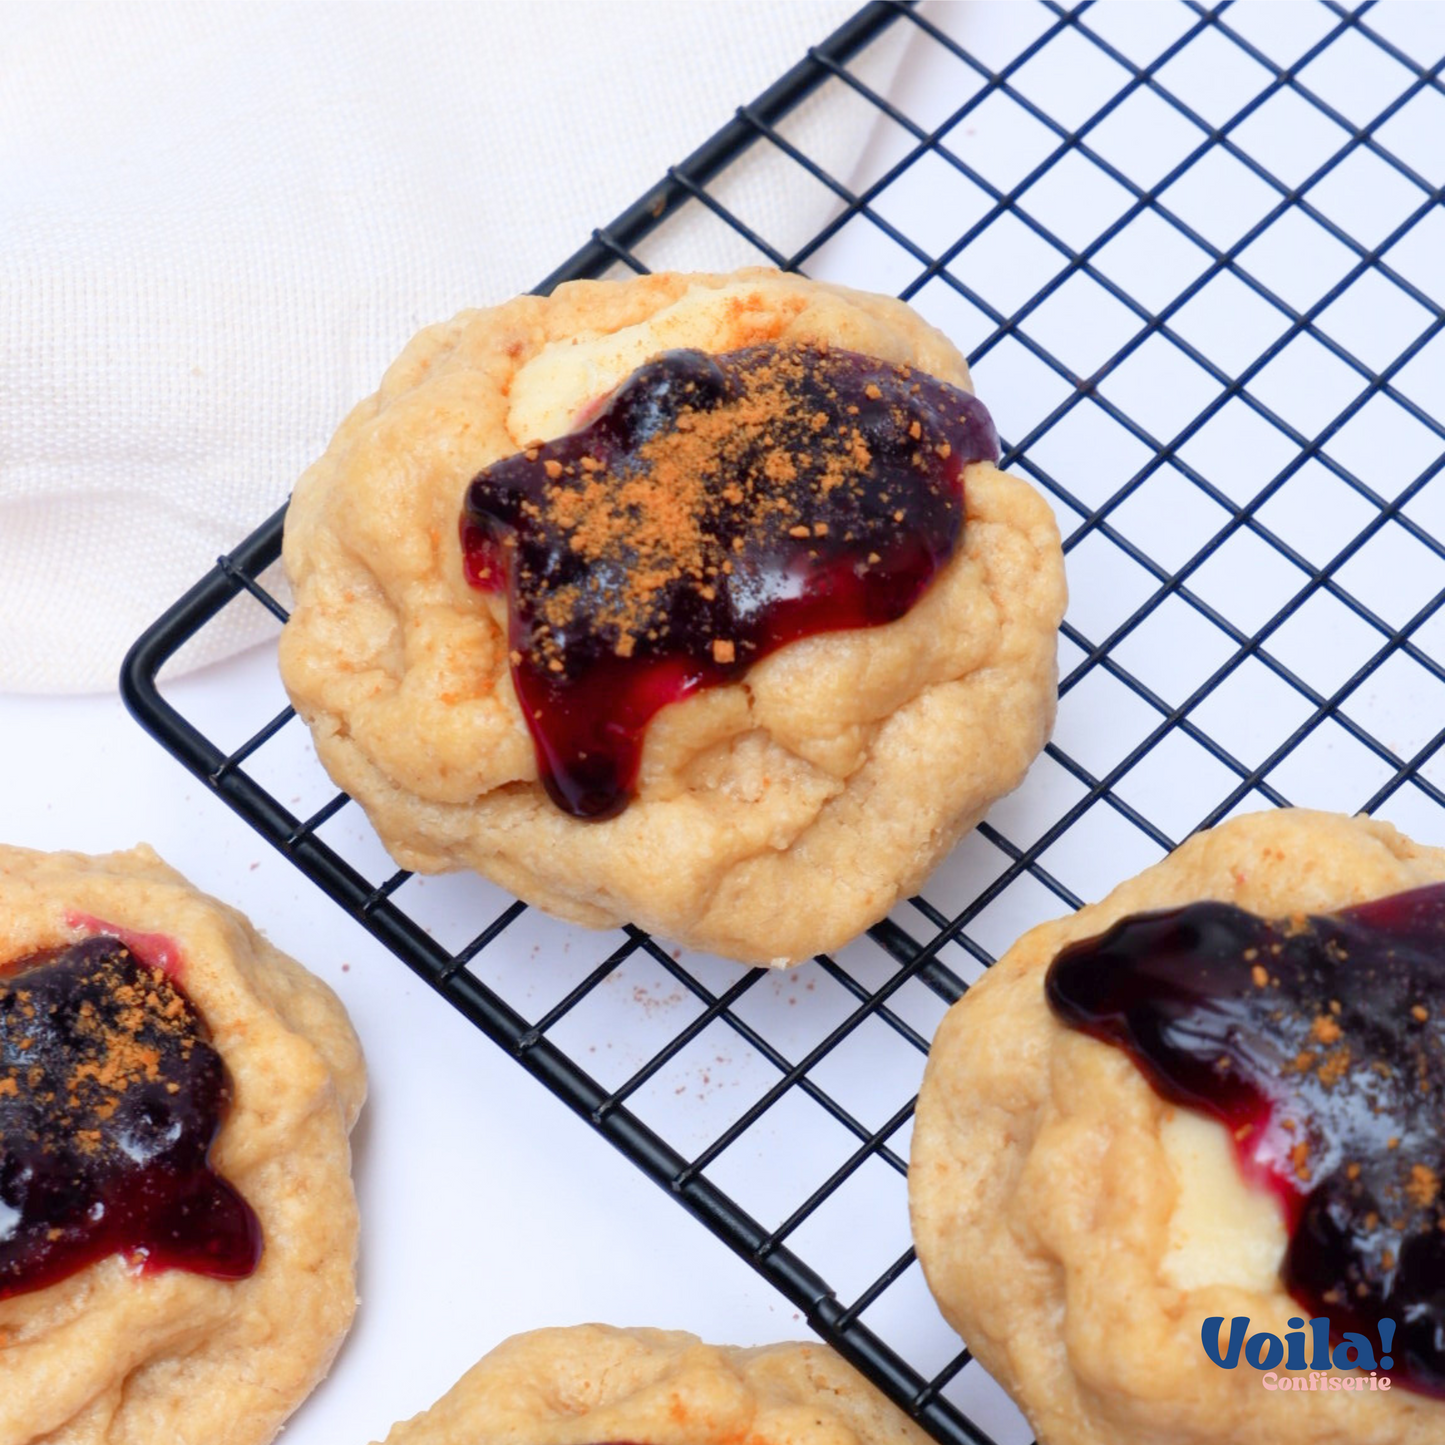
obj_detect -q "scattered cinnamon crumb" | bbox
[1316,1047,1351,1088]
[1407,1163,1439,1208]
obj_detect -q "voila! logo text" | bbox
[1202,1316,1397,1391]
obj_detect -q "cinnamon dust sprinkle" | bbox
[460,340,998,817]
[1408,1163,1440,1208]
[510,344,942,670]
[1,943,204,1158]
[1291,1139,1313,1182]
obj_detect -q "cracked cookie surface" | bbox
[373,1324,933,1445]
[280,269,1065,965]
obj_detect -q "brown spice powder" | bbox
[524,345,904,666]
[0,949,201,1157]
[1407,1162,1440,1208]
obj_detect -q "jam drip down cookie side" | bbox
[462,343,998,820]
[0,935,260,1300]
[1047,885,1445,1399]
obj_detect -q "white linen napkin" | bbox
[0,0,903,692]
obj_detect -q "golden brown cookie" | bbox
[910,809,1445,1445]
[0,843,364,1445]
[372,1323,933,1445]
[280,268,1065,965]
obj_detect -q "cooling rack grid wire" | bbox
[121,4,1445,1444]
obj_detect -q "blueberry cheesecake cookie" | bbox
[911,809,1445,1445]
[280,269,1065,964]
[0,843,364,1445]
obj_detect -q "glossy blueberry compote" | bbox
[0,935,260,1299]
[462,343,998,819]
[1046,883,1445,1396]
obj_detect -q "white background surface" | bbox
[4,3,1445,1444]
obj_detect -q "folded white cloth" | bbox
[0,0,898,692]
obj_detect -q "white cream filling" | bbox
[506,282,785,446]
[1159,1106,1288,1293]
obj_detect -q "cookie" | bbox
[910,809,1445,1445]
[372,1323,933,1445]
[280,268,1065,965]
[0,843,364,1445]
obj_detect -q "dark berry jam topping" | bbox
[462,342,998,819]
[0,935,260,1299]
[1046,883,1445,1397]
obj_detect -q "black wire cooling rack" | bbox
[122,4,1445,1443]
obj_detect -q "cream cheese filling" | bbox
[506,282,789,446]
[1160,1105,1288,1293]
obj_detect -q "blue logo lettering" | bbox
[1201,1316,1396,1379]
[1201,1316,1249,1368]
